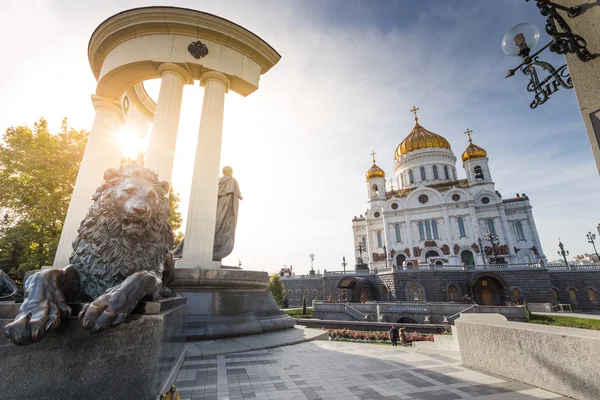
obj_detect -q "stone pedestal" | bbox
[171,268,295,340]
[0,297,187,400]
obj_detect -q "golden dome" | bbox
[366,162,386,180]
[461,129,487,162]
[394,119,451,159]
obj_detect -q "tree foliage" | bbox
[267,273,286,307]
[0,118,185,282]
[0,118,88,281]
[302,295,307,316]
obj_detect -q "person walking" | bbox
[400,328,408,347]
[389,325,399,346]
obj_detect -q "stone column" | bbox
[53,95,122,266]
[442,206,451,240]
[404,210,413,255]
[468,203,480,238]
[498,205,516,257]
[179,71,231,269]
[525,206,545,258]
[144,63,191,182]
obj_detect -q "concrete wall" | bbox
[455,314,600,400]
[548,270,600,313]
[280,276,324,307]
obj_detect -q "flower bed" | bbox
[327,329,433,344]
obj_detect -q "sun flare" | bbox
[114,126,149,160]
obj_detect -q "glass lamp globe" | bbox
[502,23,540,57]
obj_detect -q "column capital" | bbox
[200,71,231,92]
[157,62,192,83]
[90,94,122,114]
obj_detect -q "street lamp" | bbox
[341,255,347,273]
[309,253,315,273]
[587,232,600,262]
[483,230,499,263]
[501,1,596,109]
[477,236,487,268]
[557,239,569,266]
[356,242,365,263]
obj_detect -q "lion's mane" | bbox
[69,165,174,299]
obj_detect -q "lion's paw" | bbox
[79,295,128,333]
[3,299,71,345]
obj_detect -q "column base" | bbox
[175,259,221,269]
[169,268,295,340]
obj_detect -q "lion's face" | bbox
[114,177,161,224]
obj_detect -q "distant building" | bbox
[353,113,544,268]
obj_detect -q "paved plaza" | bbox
[175,340,565,400]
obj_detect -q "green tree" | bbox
[267,274,285,307]
[302,295,307,315]
[0,118,88,281]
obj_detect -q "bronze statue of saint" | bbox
[173,166,242,261]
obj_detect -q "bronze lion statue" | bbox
[4,165,175,345]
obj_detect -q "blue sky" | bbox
[0,0,598,272]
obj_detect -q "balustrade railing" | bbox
[344,304,368,321]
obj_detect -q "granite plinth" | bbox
[0,297,187,400]
[171,268,295,340]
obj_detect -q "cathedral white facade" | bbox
[352,111,545,268]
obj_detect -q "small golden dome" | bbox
[394,119,452,159]
[461,129,487,162]
[366,163,386,180]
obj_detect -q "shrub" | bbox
[302,295,307,315]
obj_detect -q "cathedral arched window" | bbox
[425,221,432,240]
[362,236,366,250]
[372,184,379,196]
[407,284,425,301]
[377,231,382,248]
[420,166,426,181]
[400,173,405,188]
[433,165,439,180]
[408,169,414,184]
[418,222,425,241]
[395,224,401,242]
[457,217,466,238]
[444,165,450,180]
[474,166,484,180]
[452,168,457,180]
[448,285,459,301]
[515,221,525,241]
[588,288,597,301]
[523,254,532,263]
[568,288,577,301]
[432,220,439,239]
[486,219,495,234]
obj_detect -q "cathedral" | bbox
[352,108,545,268]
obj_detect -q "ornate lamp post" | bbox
[483,230,499,263]
[501,1,597,109]
[341,255,347,273]
[356,242,365,263]
[309,253,315,274]
[478,236,487,268]
[587,232,600,262]
[557,239,569,266]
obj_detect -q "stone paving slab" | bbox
[175,340,566,400]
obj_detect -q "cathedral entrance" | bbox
[461,250,475,266]
[396,254,406,266]
[471,274,506,306]
[337,276,374,303]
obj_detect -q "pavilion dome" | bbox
[394,119,451,159]
[366,162,385,180]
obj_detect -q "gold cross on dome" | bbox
[370,151,377,163]
[464,128,473,143]
[409,106,420,121]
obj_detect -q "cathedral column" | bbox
[179,71,231,269]
[468,203,480,238]
[525,206,545,258]
[364,219,372,266]
[404,210,413,255]
[498,205,516,257]
[53,95,123,266]
[144,63,190,182]
[442,206,451,241]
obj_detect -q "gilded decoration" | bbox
[394,107,452,159]
[471,243,480,253]
[453,244,460,255]
[404,247,411,256]
[366,151,386,179]
[461,128,487,162]
[441,244,450,255]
